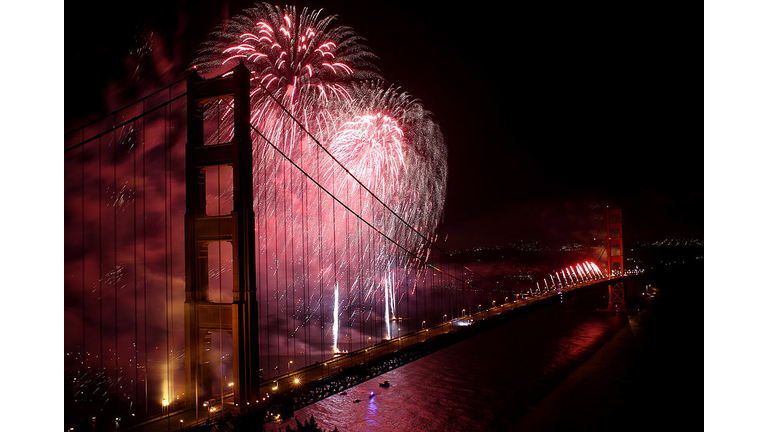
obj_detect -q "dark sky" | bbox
[66,0,701,249]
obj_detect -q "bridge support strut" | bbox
[604,207,626,312]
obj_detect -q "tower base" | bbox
[598,281,627,312]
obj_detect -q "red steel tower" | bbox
[184,63,259,413]
[605,207,626,312]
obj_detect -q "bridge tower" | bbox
[184,62,258,413]
[605,207,626,312]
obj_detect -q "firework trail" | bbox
[332,283,340,354]
[193,3,447,376]
[541,261,604,292]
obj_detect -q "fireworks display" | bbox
[192,3,448,378]
[544,261,604,292]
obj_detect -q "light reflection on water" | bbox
[265,289,627,432]
[366,394,377,428]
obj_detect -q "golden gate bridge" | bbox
[64,63,633,431]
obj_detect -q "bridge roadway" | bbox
[128,275,621,431]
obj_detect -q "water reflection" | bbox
[542,317,616,374]
[266,289,631,431]
[366,392,377,427]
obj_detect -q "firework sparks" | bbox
[193,3,447,376]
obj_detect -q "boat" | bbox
[379,380,390,388]
[353,399,361,403]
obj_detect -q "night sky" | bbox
[65,0,702,250]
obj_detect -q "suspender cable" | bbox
[98,135,104,374]
[113,115,119,389]
[273,135,280,372]
[289,145,296,366]
[169,89,177,412]
[164,99,171,422]
[80,135,86,391]
[282,142,289,368]
[217,98,224,405]
[142,100,149,416]
[318,129,325,367]
[133,118,140,415]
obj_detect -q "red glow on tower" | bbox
[604,207,626,312]
[607,208,624,276]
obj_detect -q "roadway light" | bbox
[294,377,300,385]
